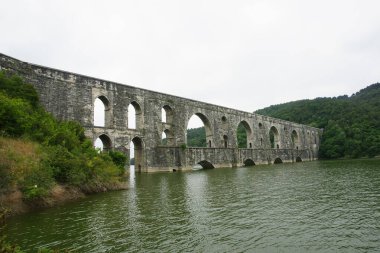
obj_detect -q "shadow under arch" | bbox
[186,112,213,147]
[244,159,255,167]
[274,157,283,164]
[197,160,215,169]
[131,136,144,172]
[96,134,112,152]
[296,157,302,162]
[223,135,228,148]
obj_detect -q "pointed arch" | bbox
[291,130,300,149]
[128,101,142,129]
[186,113,213,147]
[223,135,228,148]
[269,126,280,149]
[237,120,253,148]
[94,95,110,127]
[94,134,112,152]
[162,105,173,124]
[131,136,144,172]
[161,131,167,145]
[162,129,174,146]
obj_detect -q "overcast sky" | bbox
[1,0,380,113]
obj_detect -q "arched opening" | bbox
[291,130,299,149]
[269,126,280,149]
[161,131,167,145]
[259,123,263,129]
[94,134,112,152]
[274,158,283,164]
[162,105,173,124]
[128,101,142,129]
[161,108,166,123]
[296,157,302,162]
[186,113,213,147]
[161,129,173,145]
[260,138,263,146]
[94,96,110,127]
[131,137,144,173]
[223,135,228,148]
[197,160,214,169]
[237,121,252,148]
[244,159,255,167]
[221,116,227,122]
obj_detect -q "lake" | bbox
[5,159,380,252]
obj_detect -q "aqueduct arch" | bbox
[186,112,213,148]
[95,134,112,152]
[237,120,253,149]
[269,126,280,149]
[0,53,322,172]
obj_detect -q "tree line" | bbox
[186,83,380,159]
[256,83,380,159]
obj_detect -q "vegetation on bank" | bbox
[0,71,127,203]
[256,83,380,159]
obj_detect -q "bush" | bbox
[0,71,126,200]
[108,150,127,175]
[19,163,54,201]
[0,72,39,108]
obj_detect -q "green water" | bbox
[6,159,380,252]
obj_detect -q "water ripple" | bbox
[5,159,380,252]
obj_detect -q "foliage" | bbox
[1,209,24,253]
[108,150,127,175]
[237,124,247,148]
[0,72,39,108]
[256,83,380,159]
[0,71,127,199]
[187,127,206,147]
[187,126,249,148]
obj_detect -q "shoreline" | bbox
[0,181,128,218]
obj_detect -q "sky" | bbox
[1,0,380,113]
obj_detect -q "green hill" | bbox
[256,83,380,159]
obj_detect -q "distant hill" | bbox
[187,127,206,147]
[256,83,380,158]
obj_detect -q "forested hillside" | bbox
[187,127,206,147]
[256,83,380,159]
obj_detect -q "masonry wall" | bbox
[0,53,322,172]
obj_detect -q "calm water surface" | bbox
[6,159,380,252]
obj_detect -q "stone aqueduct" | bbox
[0,54,322,172]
